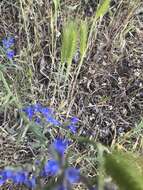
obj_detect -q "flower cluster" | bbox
[66,117,79,134]
[41,138,80,190]
[0,104,95,190]
[0,169,36,189]
[2,36,15,60]
[0,138,80,190]
[22,103,79,133]
[23,103,61,126]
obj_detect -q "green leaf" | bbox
[53,0,60,11]
[61,21,78,65]
[29,123,47,145]
[104,151,143,190]
[95,0,111,20]
[79,20,88,56]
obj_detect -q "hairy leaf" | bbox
[80,20,88,56]
[104,151,143,190]
[61,21,78,65]
[95,0,111,20]
[53,0,60,11]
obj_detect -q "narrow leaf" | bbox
[61,21,78,65]
[53,0,60,11]
[95,0,111,20]
[80,20,88,56]
[29,123,47,145]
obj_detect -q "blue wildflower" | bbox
[2,37,14,49]
[70,117,79,124]
[33,103,43,113]
[46,115,61,126]
[66,124,77,134]
[0,171,6,186]
[42,159,60,177]
[40,107,60,126]
[34,160,40,166]
[0,169,36,189]
[34,117,41,125]
[6,50,15,60]
[23,105,34,120]
[0,177,5,186]
[40,107,52,116]
[66,117,79,133]
[52,138,69,155]
[65,167,80,184]
[24,175,36,189]
[2,37,15,60]
[2,169,13,179]
[13,171,27,184]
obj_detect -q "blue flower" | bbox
[39,106,61,126]
[2,37,15,60]
[0,169,36,189]
[23,106,34,119]
[34,117,41,125]
[6,50,15,60]
[34,160,40,166]
[24,175,36,189]
[0,177,5,186]
[66,117,79,133]
[2,169,13,179]
[42,159,60,177]
[46,115,61,126]
[65,167,80,184]
[0,171,6,186]
[2,37,14,49]
[13,171,27,184]
[70,117,79,124]
[52,138,69,155]
[66,124,77,134]
[40,107,52,116]
[33,103,43,113]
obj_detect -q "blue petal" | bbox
[0,171,6,186]
[2,37,14,49]
[24,176,36,189]
[0,178,5,186]
[67,125,77,134]
[65,167,80,184]
[46,115,61,126]
[53,138,69,155]
[34,160,40,166]
[33,103,43,113]
[43,160,60,176]
[34,117,41,125]
[2,169,14,179]
[12,171,28,184]
[6,50,15,60]
[40,107,52,116]
[70,117,79,124]
[23,106,34,119]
